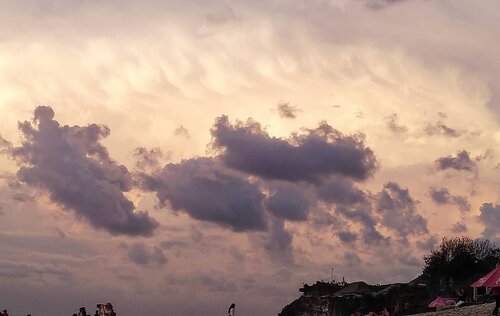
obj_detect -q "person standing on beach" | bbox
[492,286,500,316]
[228,303,235,316]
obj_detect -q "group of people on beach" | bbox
[73,303,116,316]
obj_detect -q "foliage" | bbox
[422,236,500,288]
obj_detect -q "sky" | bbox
[0,0,499,315]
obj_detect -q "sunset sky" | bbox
[0,1,499,316]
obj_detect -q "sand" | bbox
[408,302,495,316]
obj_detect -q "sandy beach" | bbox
[408,303,495,316]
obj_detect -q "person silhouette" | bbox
[228,303,235,316]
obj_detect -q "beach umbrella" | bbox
[428,297,454,308]
[470,266,500,288]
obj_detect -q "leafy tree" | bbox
[422,236,500,288]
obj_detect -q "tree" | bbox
[422,236,500,289]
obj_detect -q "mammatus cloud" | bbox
[384,113,408,134]
[478,203,500,241]
[7,106,158,236]
[428,187,471,212]
[211,116,378,182]
[141,157,267,232]
[276,102,300,119]
[435,150,477,172]
[125,242,167,266]
[376,182,428,239]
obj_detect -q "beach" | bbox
[408,303,495,316]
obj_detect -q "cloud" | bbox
[7,106,158,236]
[316,176,368,205]
[376,182,428,238]
[428,186,471,212]
[173,125,190,138]
[210,116,378,182]
[363,0,413,10]
[478,203,500,241]
[125,242,167,266]
[0,134,12,153]
[264,182,313,221]
[428,187,450,204]
[276,102,300,119]
[337,230,358,243]
[384,113,408,133]
[435,150,477,172]
[424,121,463,137]
[416,235,437,251]
[262,218,294,265]
[335,205,385,244]
[0,259,72,280]
[141,157,267,232]
[133,147,165,171]
[451,222,467,234]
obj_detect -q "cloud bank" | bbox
[7,106,158,236]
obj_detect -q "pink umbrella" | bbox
[470,266,500,288]
[428,297,454,308]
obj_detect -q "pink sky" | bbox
[0,1,499,316]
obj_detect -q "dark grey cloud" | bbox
[125,242,167,266]
[210,116,378,182]
[452,196,471,213]
[376,182,428,238]
[451,222,467,234]
[416,235,437,251]
[276,102,300,119]
[264,182,313,221]
[11,192,34,203]
[316,176,368,205]
[262,218,294,265]
[364,0,412,10]
[7,106,158,236]
[428,186,471,212]
[384,113,408,133]
[142,157,267,232]
[425,121,462,137]
[335,205,385,244]
[337,230,357,243]
[435,150,477,172]
[479,203,500,241]
[428,186,450,204]
[133,147,165,171]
